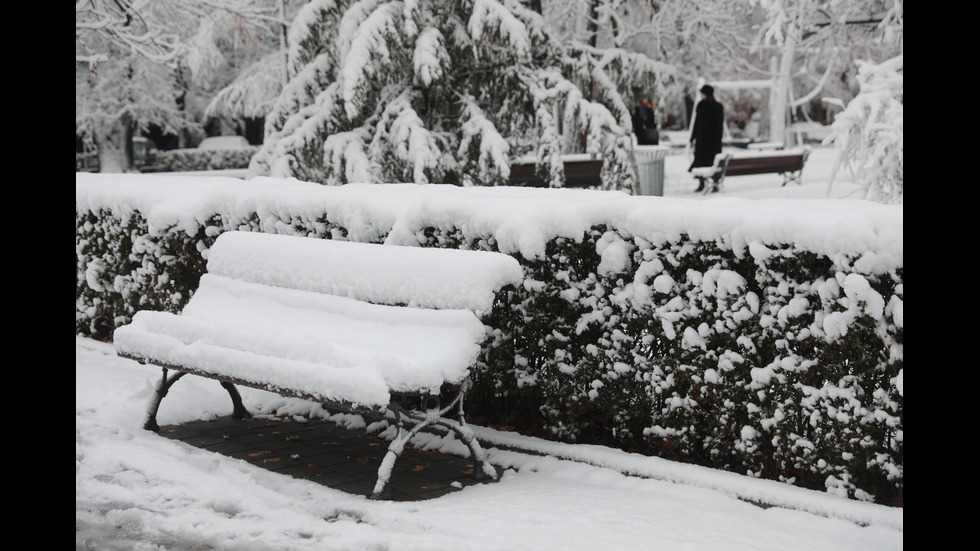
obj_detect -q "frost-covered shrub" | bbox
[75,209,213,337]
[825,55,903,203]
[153,146,259,172]
[75,175,902,504]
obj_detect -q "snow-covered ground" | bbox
[659,144,862,200]
[156,144,865,201]
[76,145,902,550]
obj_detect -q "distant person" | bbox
[689,84,724,192]
[632,97,659,145]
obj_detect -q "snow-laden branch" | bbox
[371,90,445,184]
[76,0,185,67]
[204,51,284,119]
[469,0,532,60]
[341,1,401,120]
[76,0,279,70]
[788,55,835,108]
[413,27,449,87]
[458,95,512,184]
[825,54,902,203]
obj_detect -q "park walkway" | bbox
[160,414,495,501]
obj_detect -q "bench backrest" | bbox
[205,231,524,315]
[509,158,603,188]
[724,149,808,176]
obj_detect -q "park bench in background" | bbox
[509,154,602,188]
[691,147,811,193]
[114,231,524,499]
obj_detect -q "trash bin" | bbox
[634,145,669,196]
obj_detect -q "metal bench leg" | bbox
[144,368,251,432]
[439,417,497,481]
[371,410,436,500]
[440,393,497,481]
[394,393,499,482]
[144,368,186,432]
[220,382,251,420]
[781,171,803,186]
[371,393,498,499]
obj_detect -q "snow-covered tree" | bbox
[76,53,187,173]
[76,0,280,171]
[573,0,902,139]
[560,0,758,129]
[824,54,902,203]
[538,1,678,143]
[196,2,308,131]
[747,0,903,144]
[250,0,669,190]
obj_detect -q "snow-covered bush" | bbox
[825,55,903,203]
[153,146,260,172]
[75,174,903,504]
[249,0,665,191]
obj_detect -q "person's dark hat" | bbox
[700,84,714,96]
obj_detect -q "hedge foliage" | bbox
[150,147,259,172]
[75,184,902,506]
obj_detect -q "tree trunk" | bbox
[770,33,796,147]
[95,116,135,173]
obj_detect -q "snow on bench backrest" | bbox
[205,231,525,314]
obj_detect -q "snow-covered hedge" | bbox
[151,146,260,172]
[75,173,903,505]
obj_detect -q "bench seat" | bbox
[114,275,488,409]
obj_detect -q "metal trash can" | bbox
[634,145,669,196]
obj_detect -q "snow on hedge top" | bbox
[206,231,523,313]
[197,136,251,150]
[75,173,903,268]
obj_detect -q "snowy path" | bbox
[77,336,901,551]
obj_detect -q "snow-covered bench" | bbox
[691,147,810,193]
[113,231,524,499]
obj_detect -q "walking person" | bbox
[688,84,724,192]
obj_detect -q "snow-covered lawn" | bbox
[76,145,902,550]
[660,144,863,200]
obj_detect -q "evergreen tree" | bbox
[250,0,666,190]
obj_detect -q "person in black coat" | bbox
[689,84,724,191]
